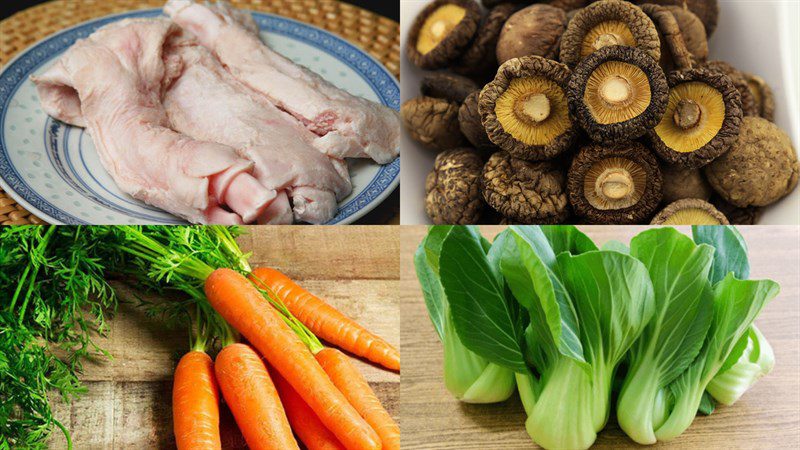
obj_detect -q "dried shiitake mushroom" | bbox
[495,4,567,65]
[639,3,694,71]
[568,141,662,223]
[705,117,799,207]
[401,96,465,151]
[549,0,590,11]
[665,5,708,63]
[425,148,485,224]
[743,73,775,122]
[702,61,758,117]
[567,45,668,143]
[649,68,743,168]
[635,0,719,37]
[482,0,525,7]
[459,91,497,151]
[482,151,570,223]
[660,162,713,203]
[480,56,578,160]
[650,198,729,224]
[710,194,762,225]
[420,73,479,104]
[560,0,661,68]
[452,3,517,76]
[406,0,482,70]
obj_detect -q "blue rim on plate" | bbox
[0,8,400,224]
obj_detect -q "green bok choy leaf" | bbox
[617,228,716,444]
[414,226,516,403]
[502,226,654,450]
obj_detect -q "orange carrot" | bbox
[173,351,221,450]
[272,367,346,450]
[249,267,400,371]
[316,348,400,450]
[205,268,381,450]
[214,343,299,450]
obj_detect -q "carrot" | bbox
[205,269,381,450]
[316,348,400,450]
[214,343,299,450]
[272,367,346,450]
[173,351,221,450]
[249,267,400,371]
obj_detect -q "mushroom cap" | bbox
[665,5,708,64]
[459,91,497,152]
[482,151,570,223]
[659,162,713,203]
[420,73,479,104]
[568,141,663,223]
[560,0,661,68]
[406,0,482,70]
[650,198,729,224]
[744,73,776,122]
[453,3,517,76]
[635,0,719,37]
[639,3,695,72]
[495,4,567,65]
[648,68,743,168]
[425,148,486,224]
[401,96,466,151]
[549,0,591,11]
[480,56,578,160]
[567,45,669,143]
[705,117,799,207]
[710,194,762,225]
[702,61,759,117]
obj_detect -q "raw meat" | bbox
[32,19,275,224]
[161,36,352,223]
[32,1,396,224]
[165,0,401,164]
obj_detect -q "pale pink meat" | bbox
[165,0,400,164]
[161,37,352,224]
[32,19,274,224]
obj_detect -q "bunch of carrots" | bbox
[110,226,399,450]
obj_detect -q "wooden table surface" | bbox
[50,225,400,449]
[400,225,800,449]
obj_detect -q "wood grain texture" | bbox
[400,225,800,449]
[49,225,400,449]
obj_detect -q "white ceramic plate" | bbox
[400,0,800,224]
[0,9,400,224]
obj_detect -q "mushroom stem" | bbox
[515,93,552,124]
[595,168,634,200]
[673,98,702,130]
[430,20,448,39]
[599,75,633,107]
[593,33,623,51]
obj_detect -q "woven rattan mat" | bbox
[0,0,400,225]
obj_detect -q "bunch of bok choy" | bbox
[414,225,780,450]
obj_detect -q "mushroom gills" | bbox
[658,207,723,225]
[655,81,725,152]
[584,61,652,124]
[495,77,572,145]
[583,157,647,210]
[581,21,637,57]
[416,4,467,54]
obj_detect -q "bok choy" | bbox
[414,226,515,403]
[414,224,781,450]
